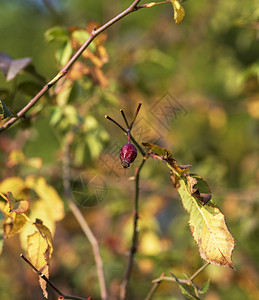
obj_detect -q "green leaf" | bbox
[171,273,200,300]
[71,29,96,52]
[199,279,210,295]
[178,176,235,268]
[59,40,73,66]
[44,26,69,43]
[0,99,13,120]
[170,0,185,24]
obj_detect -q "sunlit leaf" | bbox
[7,150,42,169]
[10,200,30,214]
[170,0,185,24]
[0,177,25,198]
[27,220,53,298]
[146,143,235,268]
[25,176,65,223]
[2,203,27,238]
[178,176,235,268]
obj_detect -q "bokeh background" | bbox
[0,0,259,299]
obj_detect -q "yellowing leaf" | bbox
[146,143,235,268]
[170,0,185,24]
[27,221,53,298]
[7,150,42,169]
[0,177,25,198]
[10,200,30,214]
[25,176,64,222]
[178,177,235,269]
[2,203,27,238]
[6,191,30,214]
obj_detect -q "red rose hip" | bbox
[120,143,137,168]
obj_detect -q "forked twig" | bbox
[146,262,210,299]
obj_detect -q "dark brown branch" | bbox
[129,102,142,130]
[119,157,147,300]
[20,254,90,300]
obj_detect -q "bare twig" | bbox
[190,262,210,281]
[120,109,130,129]
[144,273,165,300]
[20,254,90,300]
[129,102,142,130]
[0,0,148,133]
[62,131,108,300]
[119,157,147,300]
[105,114,146,157]
[148,262,210,299]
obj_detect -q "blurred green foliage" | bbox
[0,0,259,299]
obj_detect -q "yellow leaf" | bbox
[27,221,53,298]
[170,0,185,24]
[7,150,42,169]
[178,177,235,268]
[2,203,27,238]
[0,177,25,198]
[6,191,30,214]
[25,176,64,222]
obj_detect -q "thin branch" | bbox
[144,273,165,300]
[129,102,142,130]
[120,109,130,129]
[0,0,146,133]
[190,262,210,281]
[148,262,210,299]
[137,0,170,9]
[105,115,146,157]
[119,157,147,300]
[20,254,90,300]
[62,131,108,300]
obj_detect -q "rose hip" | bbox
[120,143,137,168]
